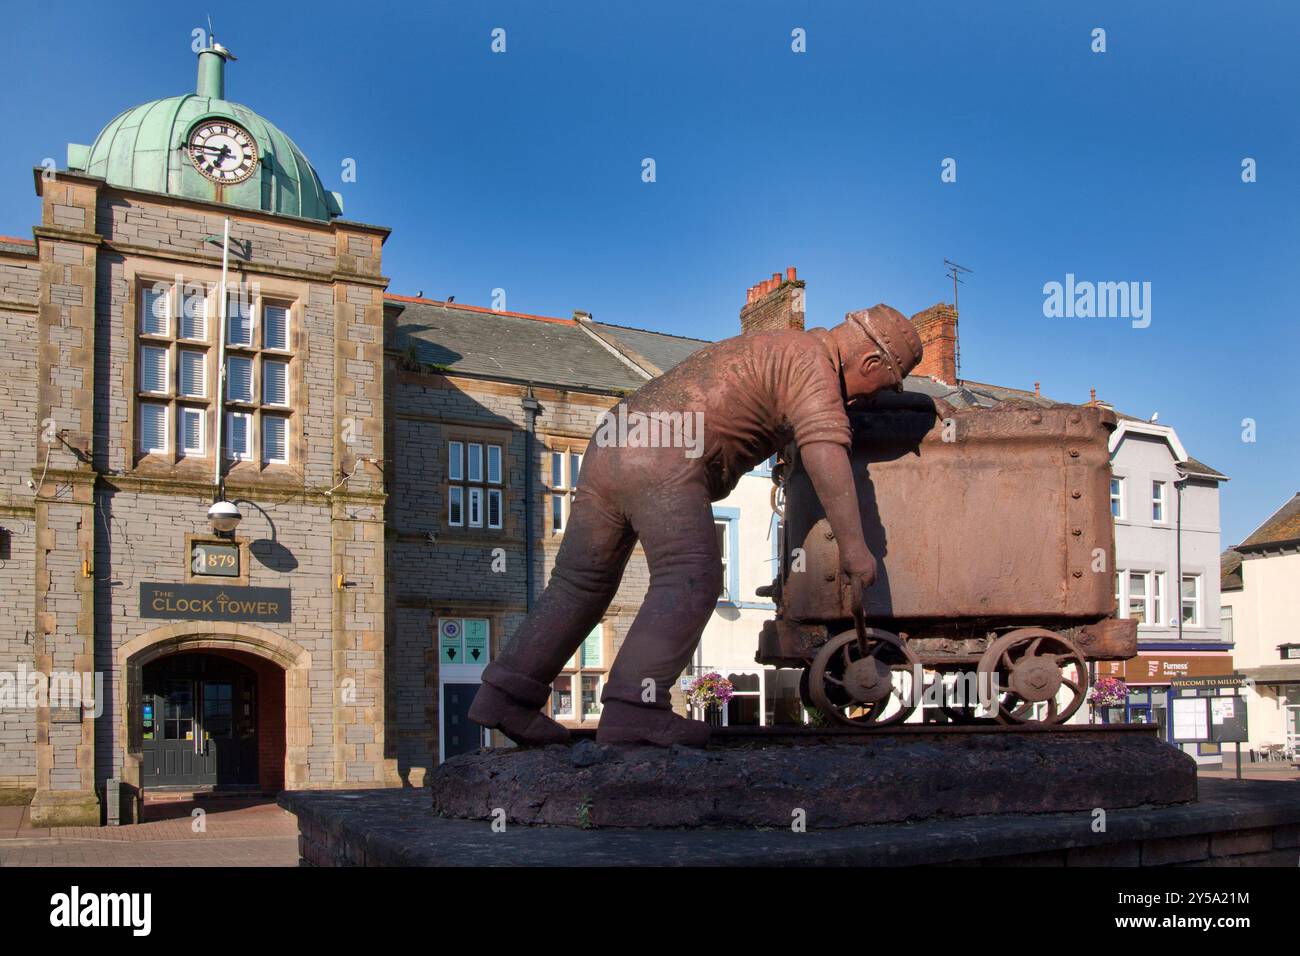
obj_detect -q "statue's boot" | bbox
[468,667,570,747]
[596,700,711,748]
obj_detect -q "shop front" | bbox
[1095,652,1235,762]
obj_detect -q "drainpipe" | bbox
[521,386,541,609]
[1175,465,1188,642]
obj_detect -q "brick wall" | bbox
[740,267,804,335]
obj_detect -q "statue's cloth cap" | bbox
[845,304,924,385]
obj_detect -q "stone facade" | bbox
[0,171,394,824]
[385,366,655,783]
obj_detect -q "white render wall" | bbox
[1111,432,1224,643]
[1223,549,1300,750]
[693,467,785,723]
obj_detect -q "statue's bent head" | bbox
[835,304,925,396]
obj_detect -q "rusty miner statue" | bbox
[468,304,924,747]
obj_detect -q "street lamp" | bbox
[207,500,242,535]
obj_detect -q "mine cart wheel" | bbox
[798,667,815,711]
[977,628,1087,725]
[807,629,921,727]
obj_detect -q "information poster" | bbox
[1210,698,1235,725]
[1172,697,1208,742]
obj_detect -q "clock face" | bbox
[187,121,259,185]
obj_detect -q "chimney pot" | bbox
[1034,381,1041,397]
[740,266,806,334]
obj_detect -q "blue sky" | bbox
[1,1,1296,544]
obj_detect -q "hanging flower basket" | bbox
[1087,676,1130,707]
[687,672,734,710]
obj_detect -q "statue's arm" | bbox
[801,441,877,599]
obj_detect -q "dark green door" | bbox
[442,683,484,761]
[141,655,259,788]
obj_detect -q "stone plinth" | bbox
[431,724,1195,829]
[278,776,1300,867]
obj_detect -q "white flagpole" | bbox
[214,216,230,495]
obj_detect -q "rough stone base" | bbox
[29,788,100,827]
[278,777,1300,867]
[432,725,1195,828]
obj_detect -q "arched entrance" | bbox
[141,651,265,790]
[117,624,312,798]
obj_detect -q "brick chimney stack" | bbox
[740,266,805,334]
[908,302,958,384]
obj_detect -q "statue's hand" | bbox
[839,546,878,610]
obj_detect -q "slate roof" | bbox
[386,293,1225,479]
[1220,548,1243,591]
[386,295,709,394]
[1237,492,1300,552]
[590,322,706,374]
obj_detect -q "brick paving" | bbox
[0,798,299,867]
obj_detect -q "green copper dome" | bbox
[67,45,342,222]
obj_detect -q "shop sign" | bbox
[1170,674,1248,689]
[1097,654,1234,684]
[140,583,290,623]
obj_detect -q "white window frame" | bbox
[261,414,289,464]
[141,285,170,337]
[226,411,253,461]
[549,445,582,535]
[1181,573,1202,628]
[1110,476,1126,519]
[178,406,205,456]
[140,345,170,395]
[1151,480,1168,524]
[262,302,291,352]
[136,278,294,467]
[447,439,503,532]
[262,358,289,407]
[226,290,255,347]
[178,349,206,398]
[551,624,605,723]
[139,402,168,454]
[179,285,208,341]
[1118,569,1166,627]
[226,354,254,403]
[715,518,732,602]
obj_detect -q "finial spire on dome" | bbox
[196,29,235,99]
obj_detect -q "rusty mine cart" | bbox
[758,388,1138,727]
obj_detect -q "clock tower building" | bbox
[1,38,396,824]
